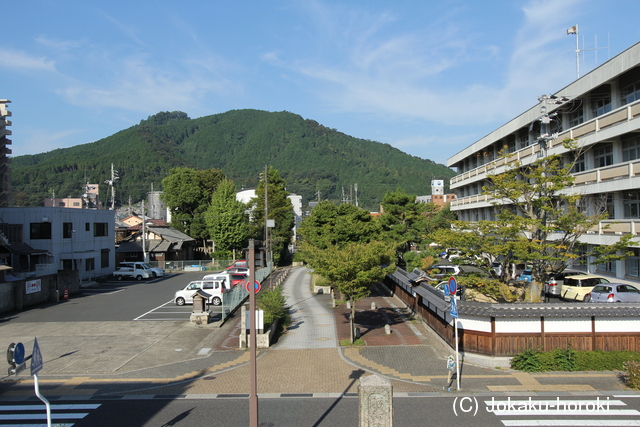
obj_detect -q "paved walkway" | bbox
[272,267,337,350]
[0,267,635,399]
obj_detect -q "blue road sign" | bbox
[449,297,459,318]
[30,338,43,376]
[448,277,457,295]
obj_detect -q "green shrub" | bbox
[257,287,290,329]
[211,250,233,261]
[624,361,640,389]
[512,348,640,372]
[510,347,544,372]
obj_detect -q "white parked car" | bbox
[174,280,226,306]
[120,262,165,278]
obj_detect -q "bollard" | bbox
[384,324,391,335]
[371,302,376,310]
[359,374,393,427]
[347,301,351,309]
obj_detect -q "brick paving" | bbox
[0,267,632,397]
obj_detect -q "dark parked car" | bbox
[585,283,640,303]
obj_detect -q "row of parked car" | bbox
[430,262,640,303]
[173,260,250,306]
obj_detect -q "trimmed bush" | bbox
[257,287,290,330]
[511,347,640,372]
[624,361,640,389]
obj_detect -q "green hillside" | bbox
[10,109,455,211]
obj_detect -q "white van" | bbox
[203,272,247,288]
[174,280,226,306]
[120,262,165,278]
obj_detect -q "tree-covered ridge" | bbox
[11,109,455,211]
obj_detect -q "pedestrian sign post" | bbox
[30,338,43,376]
[449,297,458,318]
[448,297,461,392]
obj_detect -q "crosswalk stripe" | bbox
[502,420,640,426]
[0,413,90,420]
[0,404,100,411]
[492,409,639,416]
[484,400,627,406]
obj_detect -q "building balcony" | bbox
[450,99,640,188]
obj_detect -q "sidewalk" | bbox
[0,267,634,399]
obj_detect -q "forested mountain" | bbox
[11,109,455,211]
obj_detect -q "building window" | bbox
[593,144,613,168]
[597,260,616,274]
[568,109,584,127]
[623,191,640,218]
[572,153,586,173]
[94,222,108,237]
[63,222,73,239]
[86,222,90,232]
[623,136,640,162]
[627,249,640,277]
[592,96,612,117]
[30,222,52,240]
[86,258,95,271]
[621,81,640,106]
[73,202,80,207]
[101,249,110,268]
[62,259,73,270]
[58,202,65,207]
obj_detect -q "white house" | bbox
[0,207,115,282]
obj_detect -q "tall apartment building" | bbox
[447,42,640,280]
[0,100,11,207]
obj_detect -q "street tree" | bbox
[305,240,395,343]
[300,202,394,343]
[161,167,226,246]
[378,189,454,267]
[205,179,250,259]
[298,201,382,250]
[430,144,635,301]
[250,167,295,266]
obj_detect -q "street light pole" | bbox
[248,239,258,427]
[263,164,269,267]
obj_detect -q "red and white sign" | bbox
[25,279,41,295]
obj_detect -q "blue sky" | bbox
[3,0,640,165]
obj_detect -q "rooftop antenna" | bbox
[567,25,610,79]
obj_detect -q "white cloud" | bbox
[16,128,84,156]
[0,48,55,71]
[57,54,241,115]
[268,0,587,132]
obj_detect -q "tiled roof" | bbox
[388,268,640,318]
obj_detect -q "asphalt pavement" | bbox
[0,266,637,401]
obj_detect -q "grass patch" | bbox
[340,339,366,346]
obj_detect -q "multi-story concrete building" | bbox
[0,100,11,207]
[0,207,115,282]
[447,41,640,280]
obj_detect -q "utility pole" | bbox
[264,165,269,266]
[141,200,148,263]
[354,183,358,207]
[248,239,259,426]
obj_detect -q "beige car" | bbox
[560,274,610,301]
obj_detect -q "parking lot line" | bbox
[133,300,174,321]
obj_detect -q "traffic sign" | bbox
[7,342,25,365]
[448,277,457,295]
[245,280,261,293]
[30,338,43,376]
[449,297,458,318]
